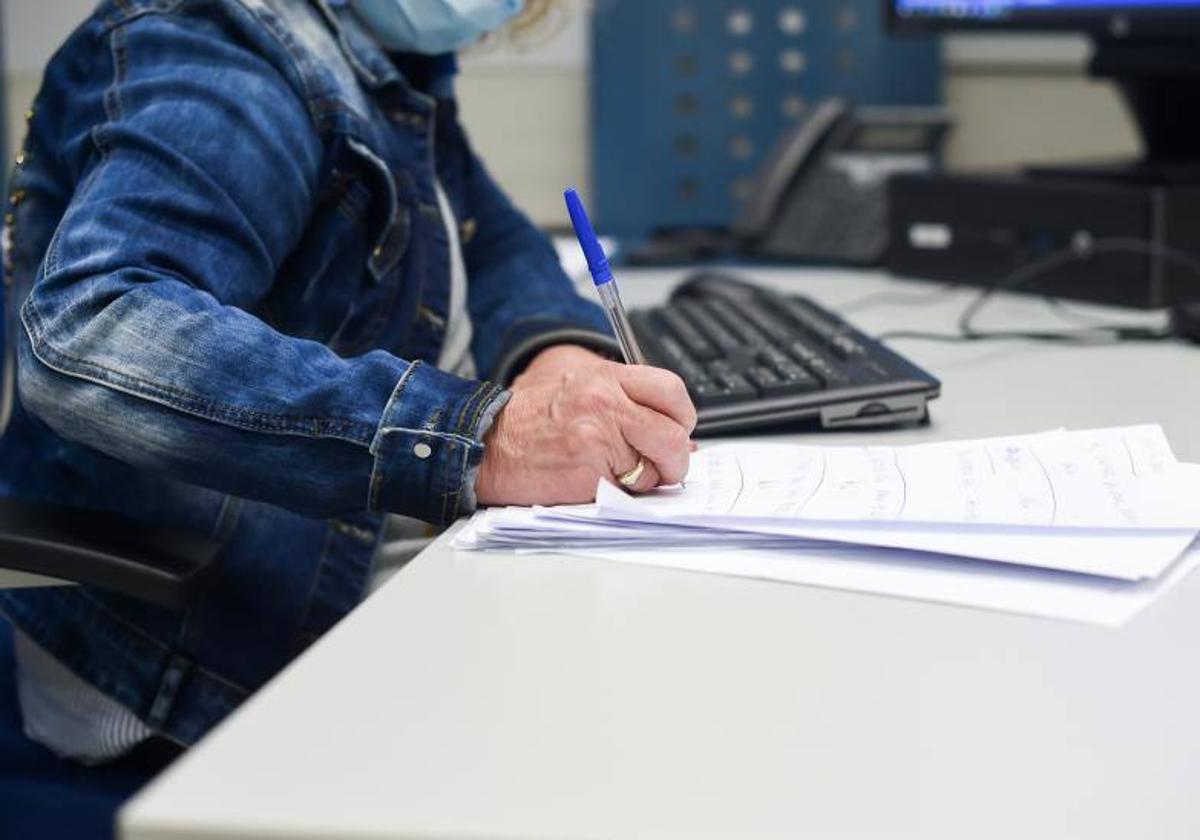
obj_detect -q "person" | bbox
[0,0,695,773]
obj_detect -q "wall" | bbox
[4,2,1140,226]
[454,28,1140,223]
[3,0,96,163]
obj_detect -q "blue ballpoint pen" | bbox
[564,187,647,366]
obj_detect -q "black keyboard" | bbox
[631,272,941,435]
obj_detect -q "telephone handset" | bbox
[734,98,951,266]
[733,99,850,240]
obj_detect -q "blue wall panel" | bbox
[591,1,941,238]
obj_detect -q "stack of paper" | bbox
[455,426,1200,626]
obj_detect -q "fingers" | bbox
[618,402,691,486]
[478,364,692,508]
[611,445,662,494]
[569,417,664,498]
[580,365,692,490]
[612,364,698,433]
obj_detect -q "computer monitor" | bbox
[887,1,1200,178]
[889,1,1200,38]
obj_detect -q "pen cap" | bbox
[564,187,613,285]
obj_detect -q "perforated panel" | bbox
[590,1,941,238]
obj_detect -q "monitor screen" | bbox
[889,0,1200,36]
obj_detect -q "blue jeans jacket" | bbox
[0,0,612,746]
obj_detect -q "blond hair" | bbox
[498,0,566,49]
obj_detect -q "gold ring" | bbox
[617,457,646,488]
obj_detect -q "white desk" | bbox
[122,269,1200,840]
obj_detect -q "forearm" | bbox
[460,153,616,381]
[19,274,506,524]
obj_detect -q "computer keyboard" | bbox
[630,271,941,435]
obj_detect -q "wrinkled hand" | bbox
[476,345,697,507]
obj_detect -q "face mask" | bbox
[352,0,523,54]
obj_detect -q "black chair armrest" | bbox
[0,499,221,609]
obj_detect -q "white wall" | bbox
[4,0,94,72]
[3,0,102,164]
[4,1,1140,226]
[453,23,1139,223]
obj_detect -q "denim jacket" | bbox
[0,0,613,746]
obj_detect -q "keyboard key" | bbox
[706,357,755,377]
[745,366,797,397]
[656,307,717,361]
[678,301,741,354]
[778,297,867,359]
[688,380,731,406]
[705,359,735,379]
[659,337,708,384]
[705,301,769,348]
[674,302,758,366]
[713,372,757,400]
[787,340,849,387]
[633,313,711,384]
[831,334,867,358]
[756,346,793,370]
[769,360,822,393]
[730,300,794,345]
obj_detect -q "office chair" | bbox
[0,313,219,836]
[0,498,222,609]
[0,499,221,840]
[0,497,222,833]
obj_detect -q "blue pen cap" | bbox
[564,187,613,285]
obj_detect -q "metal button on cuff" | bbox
[413,442,433,460]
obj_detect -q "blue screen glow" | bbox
[896,0,1200,14]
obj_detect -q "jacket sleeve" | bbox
[17,13,504,525]
[457,137,619,383]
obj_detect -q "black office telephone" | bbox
[734,99,952,265]
[628,99,952,266]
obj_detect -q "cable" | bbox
[875,236,1200,346]
[1041,294,1127,329]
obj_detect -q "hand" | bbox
[475,344,697,507]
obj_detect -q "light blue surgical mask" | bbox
[352,0,523,54]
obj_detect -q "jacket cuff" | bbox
[368,361,509,526]
[490,323,621,385]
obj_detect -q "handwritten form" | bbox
[456,426,1200,626]
[595,426,1195,529]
